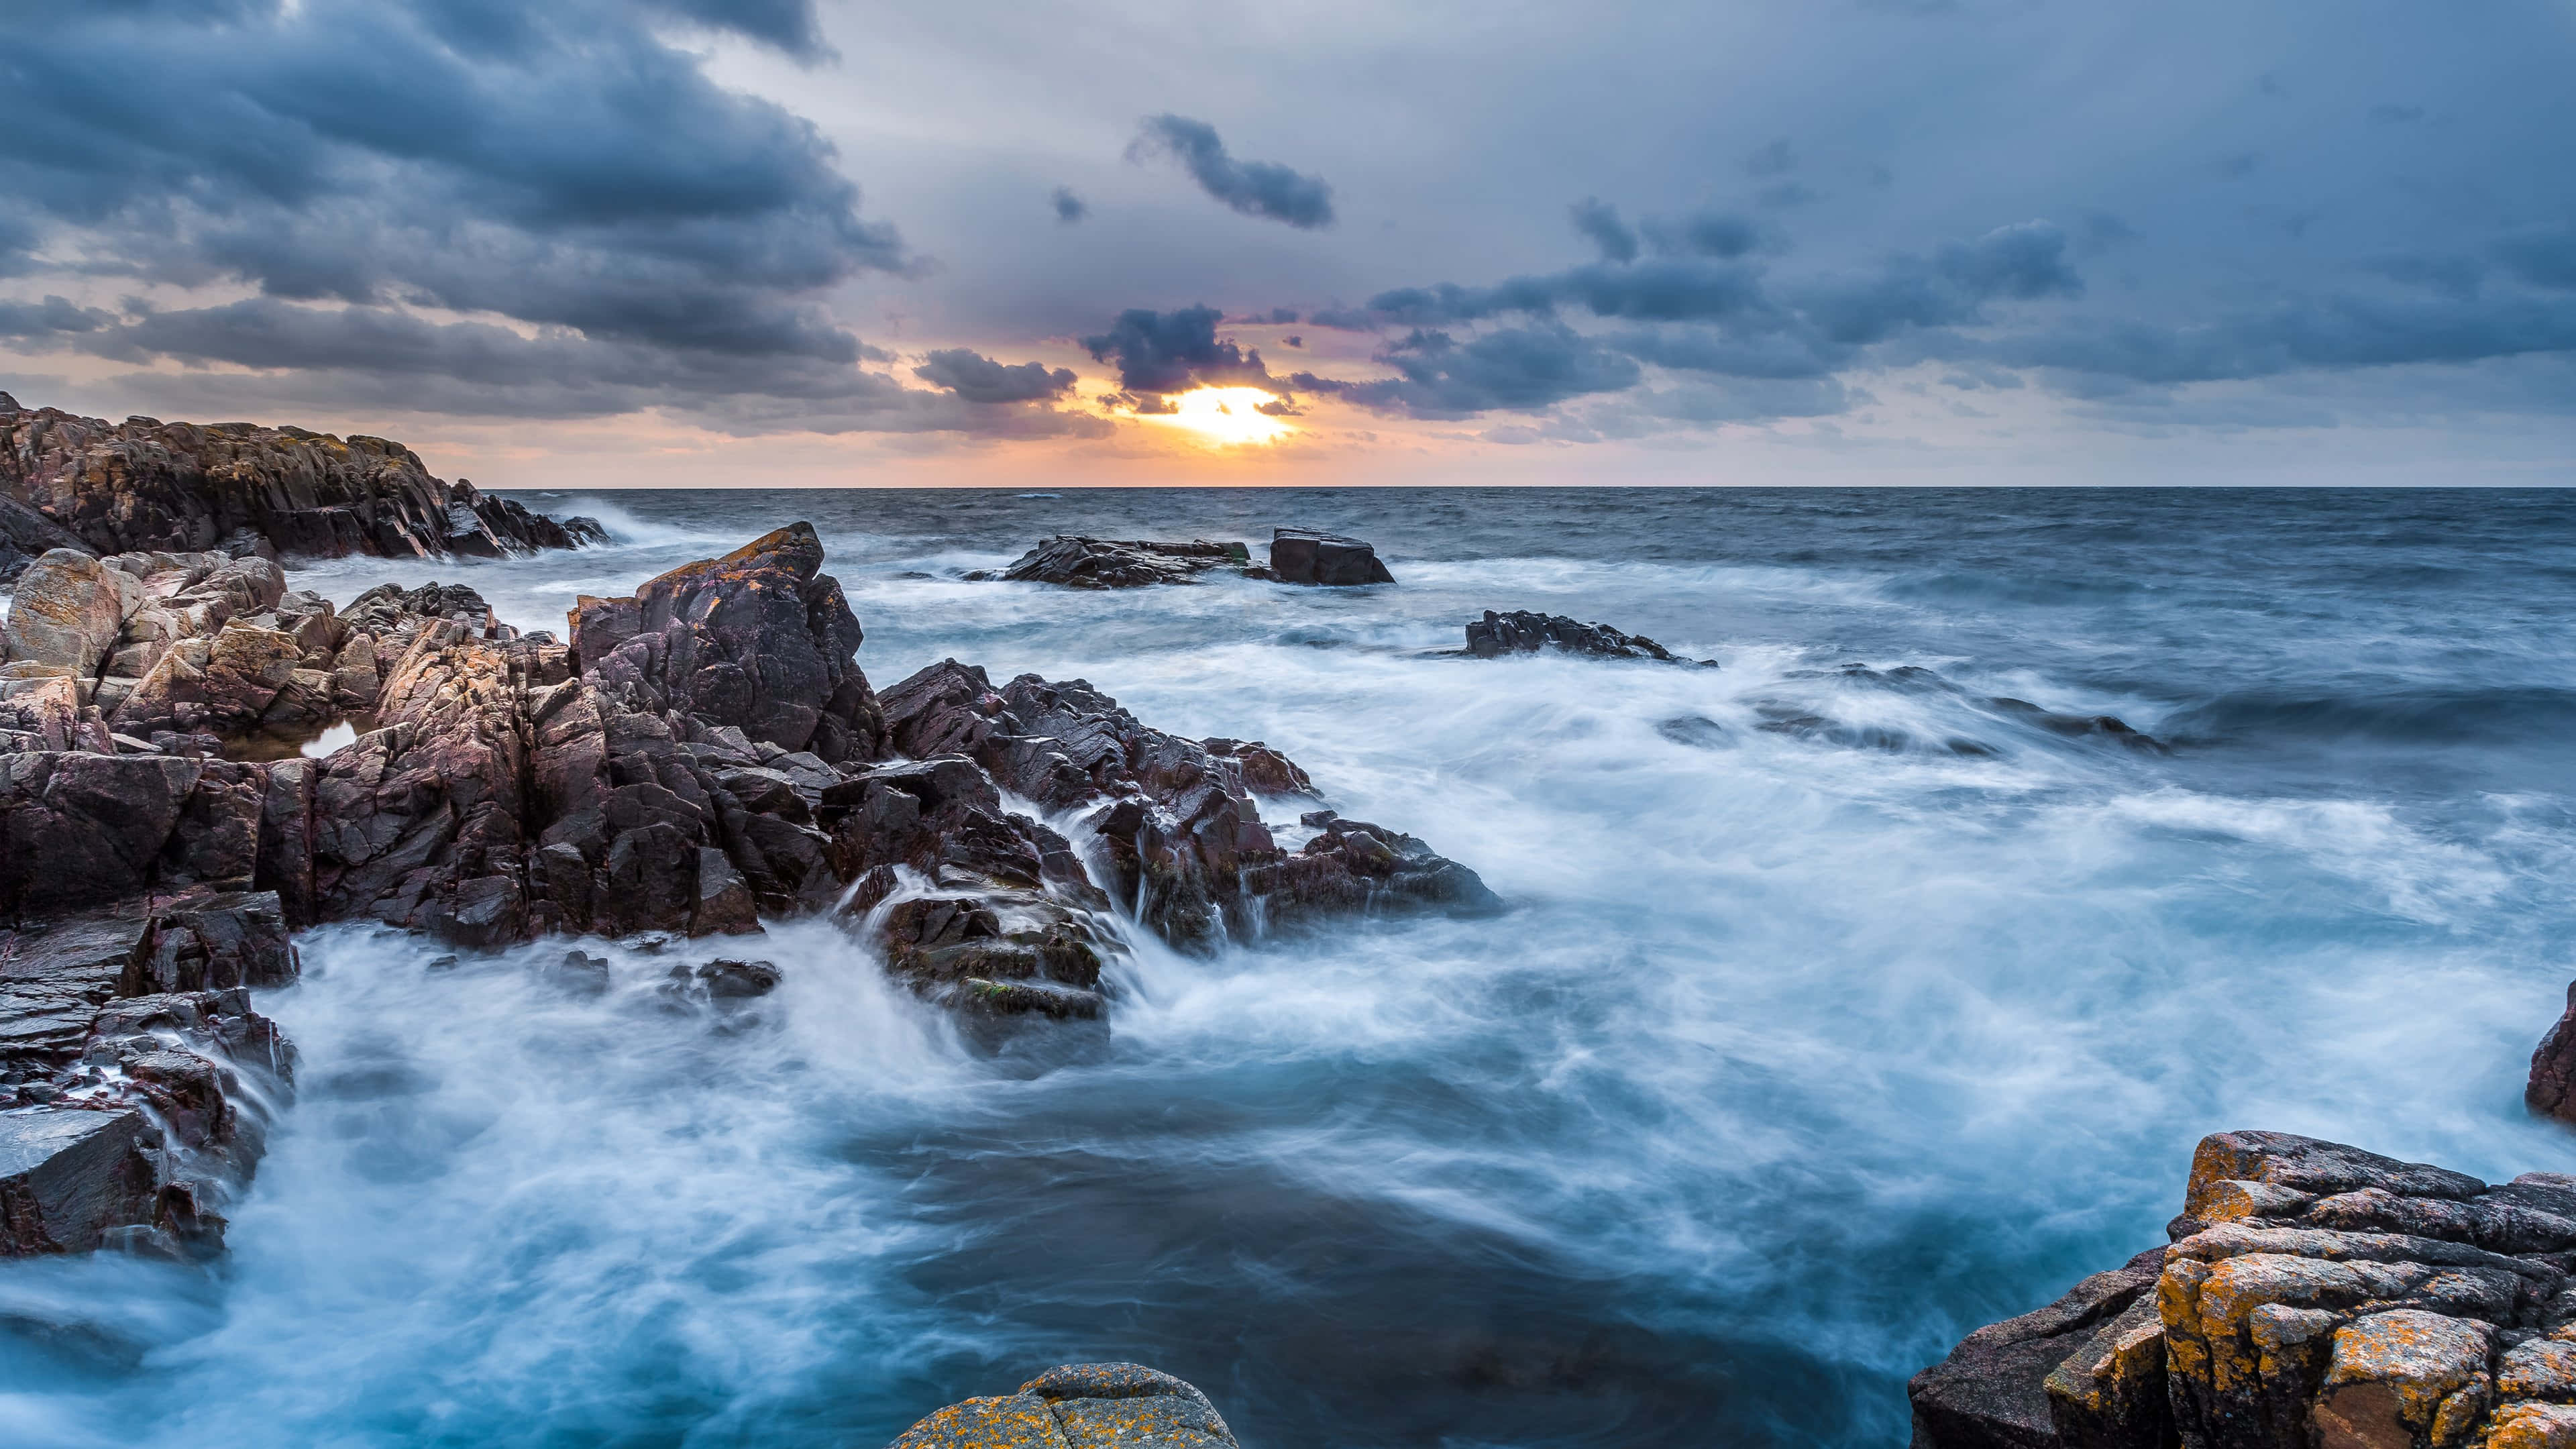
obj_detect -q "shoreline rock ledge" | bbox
[889,1364,1238,1448]
[1911,1130,2576,1449]
[0,392,603,579]
[4,521,1495,1257]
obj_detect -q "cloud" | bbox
[1050,186,1089,224]
[1746,139,1797,177]
[2496,227,2576,290]
[2366,103,2425,125]
[1289,325,1640,419]
[1967,291,2576,388]
[1077,304,1275,396]
[1569,197,1640,263]
[1126,115,1336,229]
[0,0,928,431]
[912,347,1076,404]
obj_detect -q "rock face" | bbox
[1266,527,1393,586]
[1911,1130,2576,1449]
[879,660,1499,951]
[2527,984,2576,1125]
[1464,609,1690,662]
[0,392,602,562]
[991,536,1249,588]
[0,491,91,588]
[888,1363,1239,1449]
[0,893,297,1257]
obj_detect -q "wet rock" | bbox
[993,536,1248,588]
[888,1362,1238,1449]
[695,958,780,999]
[544,950,612,995]
[0,1108,160,1255]
[2527,982,2576,1125]
[1267,527,1393,586]
[1463,609,1689,663]
[0,398,596,561]
[1915,1130,2576,1449]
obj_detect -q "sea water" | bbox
[5,486,2573,1448]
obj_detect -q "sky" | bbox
[1,0,2571,488]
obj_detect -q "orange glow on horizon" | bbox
[1134,386,1295,447]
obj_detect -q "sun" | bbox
[1140,386,1295,446]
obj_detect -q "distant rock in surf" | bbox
[983,535,1249,588]
[2528,981,2576,1125]
[888,1362,1239,1449]
[0,392,602,566]
[1462,609,1703,663]
[1911,1129,2576,1449]
[1750,662,2165,757]
[1262,527,1393,586]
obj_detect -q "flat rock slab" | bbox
[1267,527,1392,586]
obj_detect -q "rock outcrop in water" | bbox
[0,392,603,576]
[987,536,1250,588]
[1464,609,1696,663]
[1,521,1494,1255]
[1264,527,1393,586]
[888,1363,1239,1449]
[2526,985,2576,1126]
[1911,1130,2576,1449]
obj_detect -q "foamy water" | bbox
[6,487,2573,1446]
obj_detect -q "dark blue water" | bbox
[6,487,2575,1448]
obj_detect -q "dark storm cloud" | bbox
[1077,305,1275,394]
[1649,211,1767,260]
[0,0,1041,434]
[1966,290,2576,389]
[1051,186,1089,224]
[1289,325,1641,420]
[912,348,1077,404]
[1127,115,1336,230]
[2496,227,2576,290]
[0,296,113,339]
[1569,198,1641,263]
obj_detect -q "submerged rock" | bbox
[1265,527,1393,586]
[1463,609,1695,663]
[1911,1129,2576,1449]
[991,535,1249,588]
[888,1363,1239,1449]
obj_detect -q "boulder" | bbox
[0,1108,159,1255]
[1463,609,1686,663]
[3,548,128,672]
[1267,527,1393,586]
[888,1363,1238,1449]
[1913,1130,2576,1449]
[992,536,1248,588]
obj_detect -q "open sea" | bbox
[6,486,2575,1448]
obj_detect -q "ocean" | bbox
[5,486,2574,1448]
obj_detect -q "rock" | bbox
[1267,527,1393,586]
[3,549,127,672]
[877,659,1497,952]
[994,536,1249,588]
[0,1108,159,1255]
[0,493,93,589]
[2528,982,2576,1124]
[695,958,780,999]
[0,398,596,561]
[110,621,305,738]
[1463,609,1689,663]
[570,523,885,763]
[1914,1131,2576,1449]
[888,1363,1238,1449]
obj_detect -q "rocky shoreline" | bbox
[1,481,1493,1259]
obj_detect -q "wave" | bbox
[2159,686,2576,747]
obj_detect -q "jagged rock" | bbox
[0,1108,160,1256]
[571,523,885,763]
[696,958,780,999]
[1463,610,1688,663]
[1266,527,1393,586]
[888,1362,1238,1449]
[878,660,1497,951]
[991,536,1248,588]
[1912,1130,2576,1449]
[0,754,274,914]
[0,398,596,561]
[0,492,91,588]
[2527,983,2576,1125]
[110,621,305,738]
